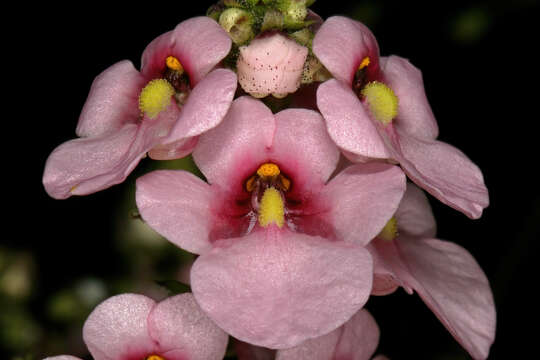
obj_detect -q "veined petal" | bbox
[392,132,489,219]
[317,79,390,160]
[193,96,275,189]
[395,183,437,238]
[313,16,380,85]
[191,229,373,349]
[76,60,145,137]
[396,236,496,360]
[321,163,406,246]
[43,124,140,199]
[147,293,228,360]
[43,357,83,360]
[381,56,439,140]
[153,68,237,159]
[141,17,232,86]
[82,294,157,360]
[271,108,340,190]
[136,170,214,255]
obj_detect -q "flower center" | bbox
[138,79,175,119]
[377,216,398,241]
[258,187,285,228]
[144,355,165,360]
[352,57,399,126]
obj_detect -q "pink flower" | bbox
[135,96,406,348]
[313,16,489,219]
[43,17,237,199]
[368,183,496,359]
[237,32,308,98]
[44,293,228,360]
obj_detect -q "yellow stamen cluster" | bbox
[145,355,165,360]
[258,187,285,228]
[358,56,370,70]
[257,163,280,177]
[166,56,184,73]
[361,81,399,126]
[139,79,175,119]
[378,216,398,242]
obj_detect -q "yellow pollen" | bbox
[378,216,398,242]
[166,56,184,73]
[145,355,165,360]
[257,163,280,178]
[139,79,175,119]
[361,81,399,125]
[258,187,285,228]
[358,56,370,70]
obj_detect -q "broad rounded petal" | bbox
[43,356,83,360]
[76,60,145,138]
[193,96,275,188]
[276,323,340,360]
[381,56,439,140]
[396,237,496,360]
[322,163,406,246]
[147,293,228,360]
[394,133,489,219]
[367,242,402,296]
[136,170,213,255]
[161,68,237,148]
[191,229,373,349]
[43,124,141,199]
[396,183,437,238]
[83,294,157,360]
[237,33,308,97]
[272,108,340,188]
[141,17,231,85]
[313,16,379,84]
[317,79,390,160]
[333,309,380,360]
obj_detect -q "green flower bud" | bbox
[219,8,255,45]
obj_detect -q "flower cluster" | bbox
[43,1,495,359]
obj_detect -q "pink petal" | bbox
[313,16,380,85]
[321,163,406,246]
[277,309,379,360]
[367,242,402,296]
[392,132,489,219]
[76,60,145,138]
[237,32,308,97]
[136,170,214,255]
[153,68,237,160]
[43,356,83,360]
[396,236,496,360]
[43,124,140,199]
[82,294,157,360]
[271,108,340,189]
[193,96,275,189]
[190,228,373,349]
[141,17,232,86]
[317,79,390,161]
[333,309,380,360]
[147,293,228,360]
[395,183,437,238]
[380,56,439,140]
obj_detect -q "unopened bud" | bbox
[219,8,255,45]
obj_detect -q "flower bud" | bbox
[219,7,255,45]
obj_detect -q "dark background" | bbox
[4,0,538,359]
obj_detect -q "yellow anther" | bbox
[257,163,280,178]
[358,56,370,70]
[166,56,184,73]
[145,355,165,360]
[378,217,398,242]
[361,81,399,125]
[139,79,175,119]
[258,187,285,228]
[245,175,257,192]
[279,175,291,191]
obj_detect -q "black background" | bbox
[6,0,538,358]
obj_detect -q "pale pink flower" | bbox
[135,96,406,348]
[45,293,229,360]
[314,16,488,219]
[237,32,308,98]
[368,183,496,359]
[43,17,237,199]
